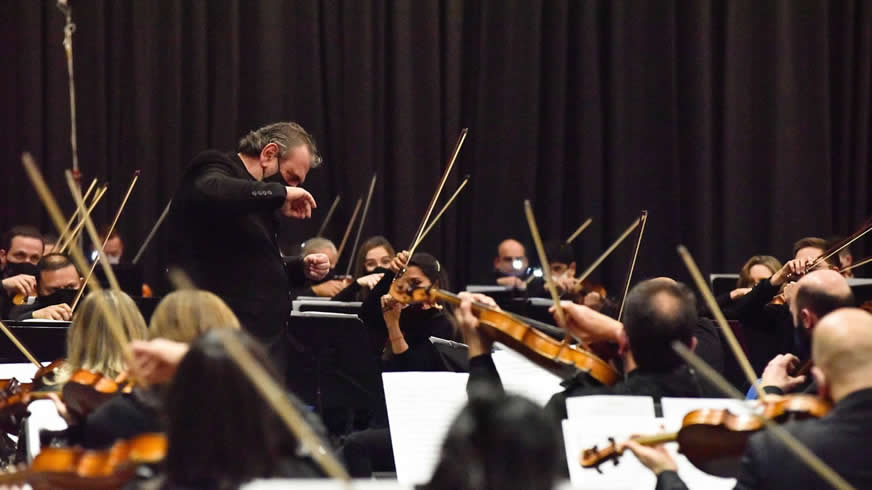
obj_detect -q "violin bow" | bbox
[672,342,854,490]
[132,199,173,265]
[565,217,593,245]
[524,200,572,344]
[404,128,469,265]
[219,335,351,482]
[70,170,140,312]
[58,183,108,253]
[841,255,872,274]
[0,320,42,368]
[676,245,768,401]
[63,169,137,359]
[410,175,470,251]
[22,155,133,367]
[343,174,378,277]
[574,216,642,285]
[335,198,362,267]
[315,195,341,238]
[811,217,872,269]
[616,210,648,322]
[53,177,96,249]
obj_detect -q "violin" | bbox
[580,394,831,477]
[0,432,165,489]
[62,369,134,419]
[389,282,620,385]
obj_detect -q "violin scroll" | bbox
[580,437,621,473]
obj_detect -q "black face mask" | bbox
[264,170,289,187]
[38,288,79,308]
[372,266,391,275]
[2,261,38,279]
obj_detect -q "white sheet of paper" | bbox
[564,416,660,489]
[0,363,38,382]
[566,395,656,419]
[383,372,469,484]
[492,345,565,406]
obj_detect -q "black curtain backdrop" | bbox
[1,0,871,294]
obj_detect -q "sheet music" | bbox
[491,345,565,406]
[383,372,469,484]
[564,416,660,489]
[0,363,38,382]
[566,395,656,419]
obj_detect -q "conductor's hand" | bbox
[281,187,316,219]
[129,339,190,386]
[303,253,330,281]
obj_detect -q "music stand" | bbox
[429,336,469,372]
[286,311,383,435]
[0,321,69,363]
[95,263,143,297]
[292,300,362,315]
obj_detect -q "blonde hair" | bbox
[52,290,148,385]
[149,290,240,343]
[738,255,783,288]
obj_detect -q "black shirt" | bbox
[725,278,796,375]
[166,151,306,341]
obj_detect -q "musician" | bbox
[527,240,579,300]
[342,251,456,477]
[293,237,350,298]
[756,269,854,396]
[459,278,711,422]
[720,255,782,306]
[45,290,148,386]
[0,225,44,318]
[90,225,124,264]
[491,238,529,288]
[42,233,59,255]
[332,235,394,302]
[422,387,563,490]
[626,307,872,490]
[57,290,241,449]
[8,253,83,321]
[726,237,838,373]
[165,122,330,372]
[132,329,329,489]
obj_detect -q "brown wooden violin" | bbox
[579,394,831,477]
[0,432,165,489]
[62,369,134,419]
[389,281,620,385]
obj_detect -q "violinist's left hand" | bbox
[381,294,405,325]
[303,253,330,281]
[621,440,677,475]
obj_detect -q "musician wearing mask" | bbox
[626,308,872,490]
[8,253,82,321]
[459,278,711,422]
[90,226,125,264]
[755,269,854,397]
[166,122,330,373]
[728,237,840,374]
[332,235,394,302]
[491,238,530,288]
[528,240,581,301]
[0,225,44,318]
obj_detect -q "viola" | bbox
[0,432,165,489]
[579,394,831,477]
[389,282,620,385]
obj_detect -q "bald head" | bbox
[790,269,854,331]
[494,239,527,275]
[812,308,872,401]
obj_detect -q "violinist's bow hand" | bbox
[129,339,190,386]
[390,251,410,274]
[303,253,330,281]
[770,257,815,286]
[553,302,623,344]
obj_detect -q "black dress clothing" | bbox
[723,278,796,375]
[655,388,872,490]
[76,389,162,449]
[165,150,308,371]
